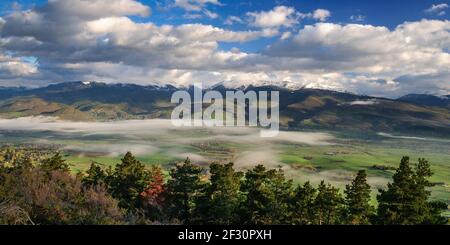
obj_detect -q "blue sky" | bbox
[0,0,449,97]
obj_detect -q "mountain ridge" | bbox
[397,94,450,108]
[1,81,448,101]
[0,82,449,137]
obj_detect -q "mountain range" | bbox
[0,81,449,137]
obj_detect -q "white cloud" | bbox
[1,0,264,70]
[425,3,448,16]
[350,14,365,22]
[203,9,219,19]
[173,0,223,12]
[47,0,151,19]
[0,52,38,78]
[348,99,379,106]
[298,8,332,22]
[224,16,243,25]
[0,1,449,97]
[312,9,331,22]
[263,20,450,96]
[247,6,299,28]
[172,0,223,19]
[280,32,292,40]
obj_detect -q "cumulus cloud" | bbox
[247,6,299,28]
[298,8,332,22]
[0,1,263,71]
[245,6,332,38]
[0,52,38,78]
[0,1,448,97]
[45,0,151,19]
[263,20,450,96]
[312,9,331,22]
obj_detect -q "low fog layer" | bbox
[0,117,334,146]
[63,144,159,157]
[0,116,336,171]
[0,117,391,190]
[0,117,334,164]
[378,132,450,143]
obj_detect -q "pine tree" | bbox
[268,168,293,224]
[413,158,447,224]
[425,201,448,225]
[82,162,107,188]
[290,181,317,225]
[240,165,270,224]
[376,157,447,225]
[195,163,244,224]
[107,152,150,211]
[241,165,292,225]
[344,170,374,225]
[41,152,70,173]
[165,158,204,224]
[413,158,433,223]
[377,157,416,224]
[313,181,344,225]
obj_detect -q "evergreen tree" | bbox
[413,158,434,223]
[377,157,416,224]
[290,181,317,225]
[165,158,204,224]
[413,158,447,224]
[41,152,70,173]
[344,170,374,225]
[268,168,293,224]
[425,201,448,225]
[195,163,244,224]
[82,162,107,188]
[241,165,292,225]
[107,152,150,211]
[377,157,446,225]
[313,181,344,225]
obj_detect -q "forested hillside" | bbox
[0,149,447,225]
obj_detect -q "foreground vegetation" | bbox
[0,149,447,225]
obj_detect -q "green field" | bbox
[63,139,449,203]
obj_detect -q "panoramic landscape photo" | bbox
[0,0,449,226]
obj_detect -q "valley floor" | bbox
[0,117,449,207]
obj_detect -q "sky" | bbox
[0,0,449,97]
